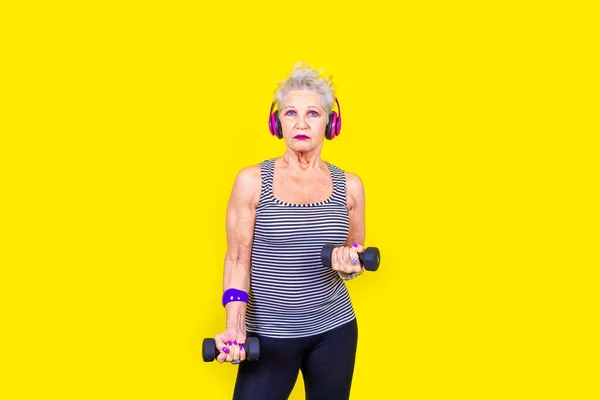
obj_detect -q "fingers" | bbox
[230,335,248,364]
[341,246,351,272]
[238,335,247,362]
[229,340,240,364]
[348,248,360,270]
[214,334,227,363]
[216,338,230,364]
[347,248,362,274]
[216,343,230,364]
[331,245,362,274]
[332,246,347,273]
[214,333,247,365]
[350,243,365,273]
[332,246,345,272]
[351,242,365,253]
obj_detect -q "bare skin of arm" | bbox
[331,172,367,278]
[214,165,260,364]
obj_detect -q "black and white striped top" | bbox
[246,158,356,338]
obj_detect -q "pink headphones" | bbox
[268,97,342,140]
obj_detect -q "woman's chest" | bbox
[272,172,333,204]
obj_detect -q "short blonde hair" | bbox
[274,62,336,114]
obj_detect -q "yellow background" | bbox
[1,1,598,399]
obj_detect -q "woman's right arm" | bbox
[214,165,261,364]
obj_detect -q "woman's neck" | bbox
[281,149,323,171]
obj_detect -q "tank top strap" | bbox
[257,158,275,209]
[326,162,347,208]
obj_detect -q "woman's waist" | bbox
[248,279,348,309]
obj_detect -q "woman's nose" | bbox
[296,114,308,128]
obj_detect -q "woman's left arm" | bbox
[330,172,367,279]
[346,172,366,248]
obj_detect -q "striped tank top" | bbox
[245,158,356,338]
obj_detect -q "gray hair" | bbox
[274,62,336,114]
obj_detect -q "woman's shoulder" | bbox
[325,161,363,183]
[236,157,274,175]
[345,171,364,195]
[324,161,364,195]
[231,162,264,194]
[235,163,262,182]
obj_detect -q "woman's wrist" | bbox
[338,267,364,281]
[225,302,247,330]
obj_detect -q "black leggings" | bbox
[232,318,358,400]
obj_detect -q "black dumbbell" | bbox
[321,244,381,271]
[202,337,260,362]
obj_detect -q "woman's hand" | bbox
[214,328,247,365]
[331,243,365,278]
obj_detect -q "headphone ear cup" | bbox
[269,110,282,139]
[325,112,334,140]
[275,110,283,139]
[269,102,283,139]
[327,111,341,140]
[334,111,341,137]
[269,110,276,137]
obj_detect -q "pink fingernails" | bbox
[352,242,358,248]
[222,346,229,353]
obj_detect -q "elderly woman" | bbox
[214,62,367,400]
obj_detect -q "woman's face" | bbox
[279,90,328,150]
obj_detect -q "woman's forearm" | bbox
[223,258,250,330]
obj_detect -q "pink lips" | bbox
[294,135,309,140]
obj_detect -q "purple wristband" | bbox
[222,288,249,307]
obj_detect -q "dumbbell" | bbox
[202,337,260,362]
[321,244,381,271]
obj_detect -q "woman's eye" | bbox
[308,111,319,117]
[284,110,296,116]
